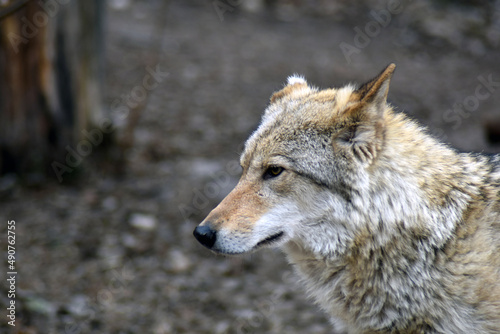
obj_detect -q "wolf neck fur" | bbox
[282,110,488,330]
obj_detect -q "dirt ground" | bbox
[1,1,500,333]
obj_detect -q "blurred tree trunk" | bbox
[0,0,105,183]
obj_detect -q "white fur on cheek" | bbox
[253,201,303,246]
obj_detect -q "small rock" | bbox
[24,295,56,316]
[242,0,264,13]
[122,233,139,249]
[102,196,119,212]
[153,320,173,334]
[129,213,158,231]
[215,320,231,334]
[67,295,91,317]
[99,235,124,268]
[168,249,191,273]
[109,0,131,10]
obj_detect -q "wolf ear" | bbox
[270,75,309,104]
[353,63,395,110]
[334,64,396,163]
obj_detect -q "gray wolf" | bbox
[193,64,500,333]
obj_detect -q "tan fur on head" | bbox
[270,76,313,104]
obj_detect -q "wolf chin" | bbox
[193,64,500,334]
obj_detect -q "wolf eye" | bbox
[264,166,284,179]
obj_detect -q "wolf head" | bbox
[194,64,402,255]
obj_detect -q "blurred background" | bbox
[0,0,499,333]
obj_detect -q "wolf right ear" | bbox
[353,63,395,111]
[333,64,396,164]
[270,75,310,104]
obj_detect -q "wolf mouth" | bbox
[255,231,285,248]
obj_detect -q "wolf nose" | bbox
[193,225,217,249]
